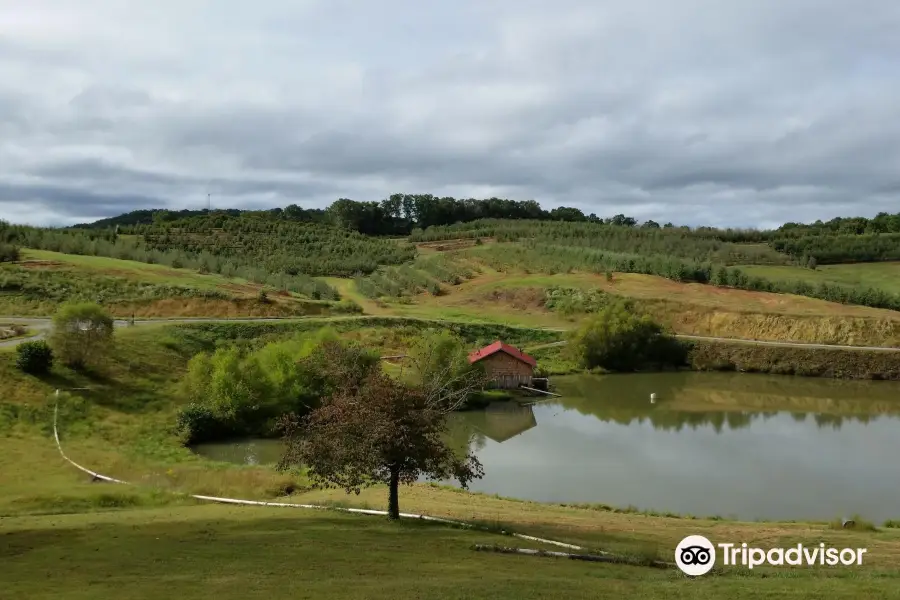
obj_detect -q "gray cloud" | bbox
[1,0,899,227]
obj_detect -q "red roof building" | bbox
[468,341,537,367]
[468,341,536,389]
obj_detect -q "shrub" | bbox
[567,301,686,372]
[176,330,381,443]
[0,244,19,263]
[50,302,114,370]
[15,340,54,374]
[176,403,217,444]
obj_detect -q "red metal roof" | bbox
[468,341,537,368]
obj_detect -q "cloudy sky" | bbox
[1,1,898,228]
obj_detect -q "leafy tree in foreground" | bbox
[277,341,486,520]
[15,340,54,374]
[50,302,114,370]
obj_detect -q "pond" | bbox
[191,371,900,523]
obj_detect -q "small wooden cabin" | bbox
[468,341,536,389]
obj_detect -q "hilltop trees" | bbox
[277,340,486,520]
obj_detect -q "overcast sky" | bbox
[1,1,898,228]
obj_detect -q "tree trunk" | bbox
[387,466,400,520]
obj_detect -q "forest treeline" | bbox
[78,194,900,239]
[76,194,626,234]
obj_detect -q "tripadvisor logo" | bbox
[675,535,868,576]
[676,535,716,576]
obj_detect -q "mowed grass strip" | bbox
[4,505,900,600]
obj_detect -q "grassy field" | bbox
[739,262,900,295]
[4,322,900,598]
[6,505,900,600]
[18,249,243,290]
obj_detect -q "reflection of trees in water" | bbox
[558,400,895,432]
[552,374,900,433]
[444,373,900,447]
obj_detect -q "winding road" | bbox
[2,315,899,353]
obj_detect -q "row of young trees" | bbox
[2,222,339,299]
[425,216,900,266]
[411,219,794,266]
[0,266,232,304]
[777,212,900,237]
[128,215,418,277]
[467,242,900,312]
[770,233,900,264]
[353,256,479,299]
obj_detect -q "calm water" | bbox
[192,372,900,522]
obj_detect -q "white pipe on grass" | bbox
[52,395,583,551]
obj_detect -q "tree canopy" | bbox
[50,303,114,369]
[277,336,486,520]
[566,302,686,372]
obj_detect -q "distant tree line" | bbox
[72,206,328,229]
[74,195,650,235]
[776,212,900,236]
[770,233,900,265]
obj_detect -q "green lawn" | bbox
[4,505,900,600]
[738,262,900,295]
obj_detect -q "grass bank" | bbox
[687,341,900,380]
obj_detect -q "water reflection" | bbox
[550,372,900,433]
[441,372,900,522]
[192,371,900,522]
